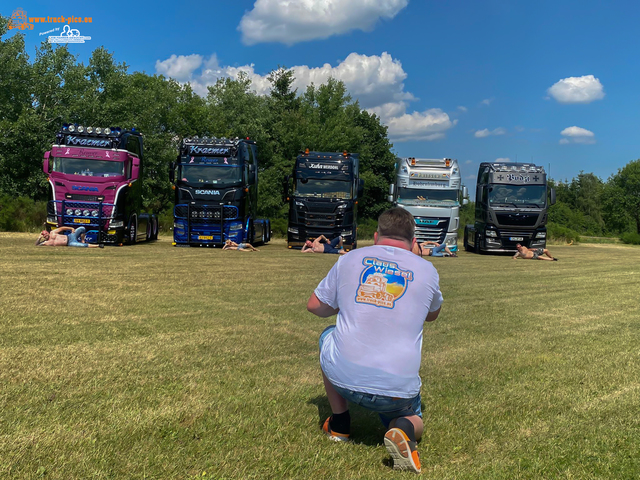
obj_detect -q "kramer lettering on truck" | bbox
[43,124,158,245]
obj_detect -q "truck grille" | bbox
[414,217,449,243]
[495,213,538,227]
[175,205,238,222]
[48,200,115,228]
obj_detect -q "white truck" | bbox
[388,157,468,251]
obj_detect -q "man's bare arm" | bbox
[307,292,339,317]
[425,307,441,322]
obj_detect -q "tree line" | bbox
[0,19,396,225]
[2,18,639,241]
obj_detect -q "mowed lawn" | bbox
[1,233,639,479]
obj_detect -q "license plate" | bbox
[198,235,213,240]
[509,236,523,241]
[74,218,91,224]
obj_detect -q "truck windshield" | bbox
[179,165,242,185]
[489,184,546,207]
[52,157,124,178]
[295,178,352,199]
[397,187,458,206]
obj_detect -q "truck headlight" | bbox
[288,227,298,234]
[342,230,352,237]
[110,220,124,228]
[536,232,546,238]
[485,230,497,237]
[295,201,304,207]
[47,216,57,223]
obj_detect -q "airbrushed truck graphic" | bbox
[170,136,270,247]
[464,162,556,253]
[43,124,158,244]
[388,157,468,251]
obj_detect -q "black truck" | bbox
[464,162,555,253]
[284,150,363,251]
[171,136,270,247]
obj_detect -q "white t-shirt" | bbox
[315,244,443,398]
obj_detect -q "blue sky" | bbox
[5,0,639,187]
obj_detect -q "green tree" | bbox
[603,160,640,234]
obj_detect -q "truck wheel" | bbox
[128,215,137,244]
[464,227,472,252]
[152,217,158,240]
[265,219,271,243]
[475,232,481,254]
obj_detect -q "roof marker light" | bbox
[445,159,451,167]
[411,158,416,166]
[68,125,76,133]
[77,125,84,133]
[305,148,310,154]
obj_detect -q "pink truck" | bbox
[43,124,158,245]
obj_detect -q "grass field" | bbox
[1,233,639,479]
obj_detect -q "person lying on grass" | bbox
[411,240,457,257]
[513,243,557,261]
[307,207,443,474]
[222,239,259,252]
[301,235,346,254]
[35,226,103,248]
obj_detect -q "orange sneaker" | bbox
[322,417,350,442]
[384,427,421,473]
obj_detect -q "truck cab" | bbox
[464,162,556,253]
[43,124,158,245]
[388,157,468,250]
[171,136,270,247]
[285,150,363,250]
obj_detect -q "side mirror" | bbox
[462,185,469,205]
[463,198,469,206]
[249,164,256,173]
[387,195,394,203]
[169,162,175,183]
[389,183,395,195]
[43,151,51,174]
[550,187,556,206]
[358,179,364,198]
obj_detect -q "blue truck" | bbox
[171,136,270,247]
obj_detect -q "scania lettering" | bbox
[43,124,158,244]
[285,149,363,250]
[171,136,270,247]
[388,157,468,250]
[464,162,556,254]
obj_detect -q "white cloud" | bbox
[156,51,458,142]
[465,160,473,165]
[370,105,457,142]
[559,126,596,144]
[495,157,511,162]
[238,0,408,45]
[547,75,605,104]
[480,98,494,106]
[155,54,203,82]
[514,125,525,132]
[474,127,506,138]
[457,106,468,112]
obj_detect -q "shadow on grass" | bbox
[308,395,396,447]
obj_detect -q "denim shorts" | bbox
[319,325,422,427]
[68,226,88,248]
